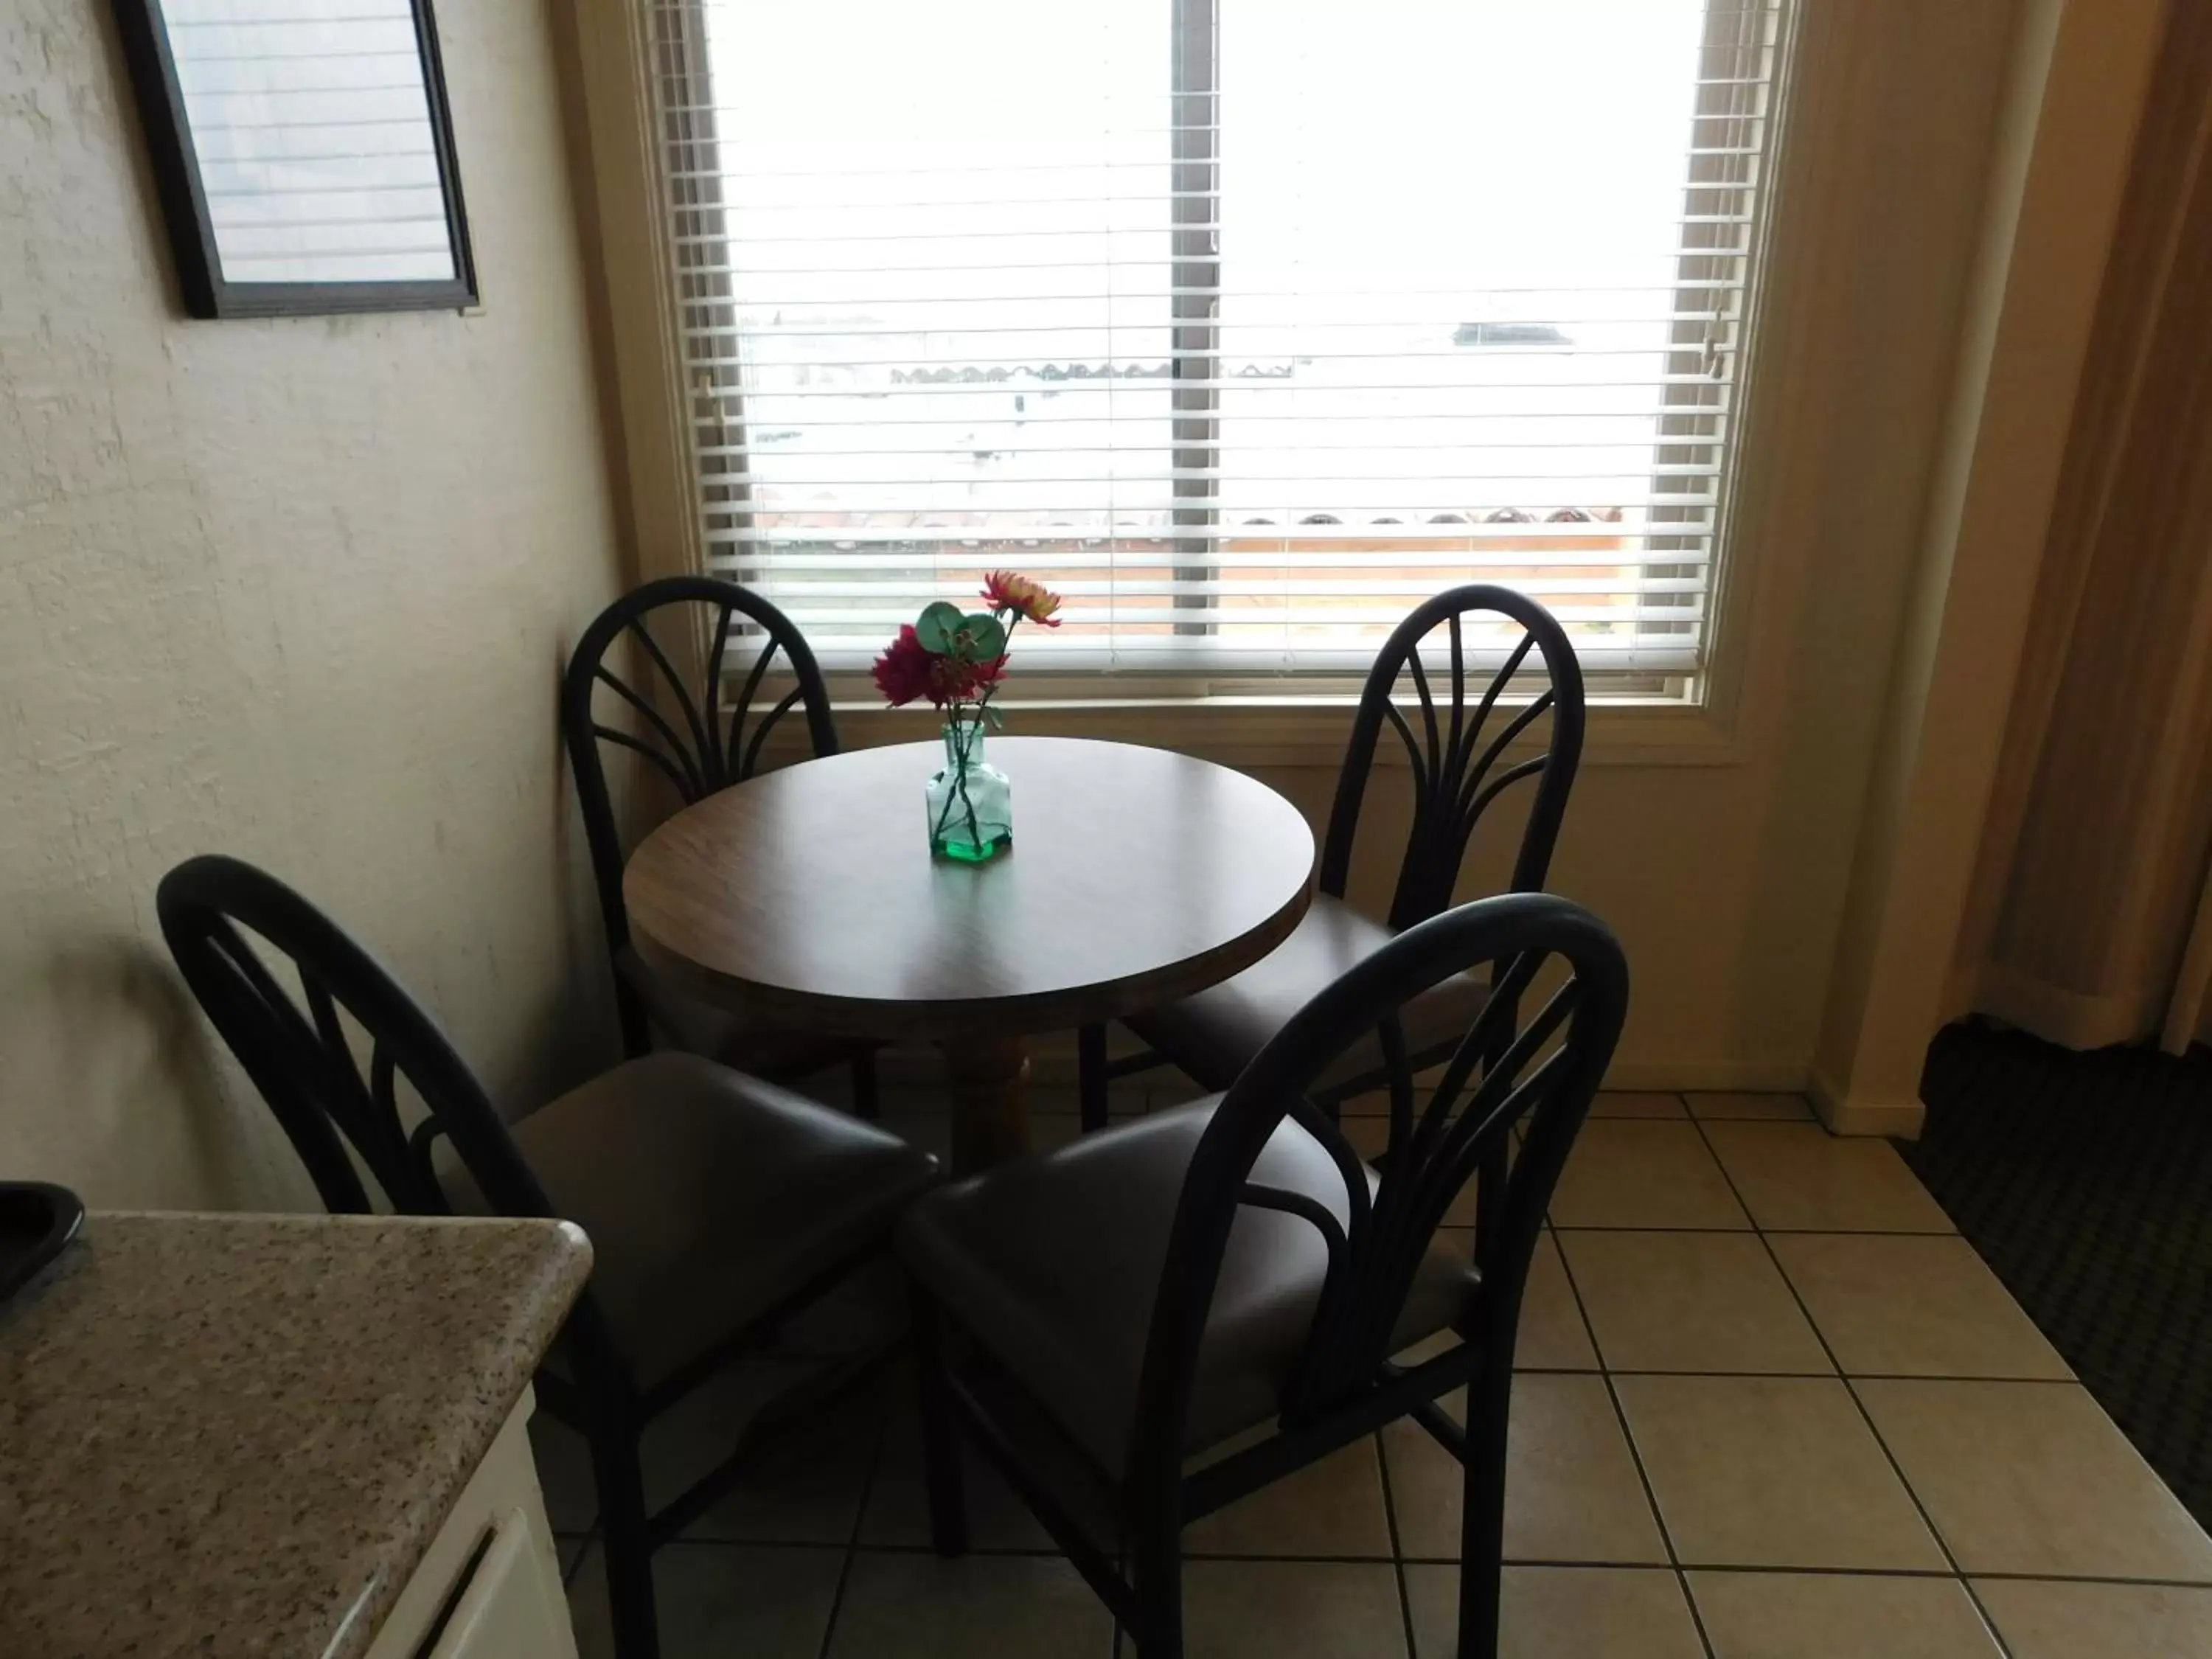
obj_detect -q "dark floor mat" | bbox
[1905,1021,2212,1531]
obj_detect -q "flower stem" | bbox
[931,705,987,851]
[931,713,966,843]
[931,613,1023,855]
[956,720,984,849]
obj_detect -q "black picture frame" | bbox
[109,0,479,320]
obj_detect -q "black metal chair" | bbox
[902,891,1627,1658]
[156,854,939,1659]
[562,574,880,1114]
[1083,585,1586,1127]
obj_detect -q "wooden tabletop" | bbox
[623,736,1316,1042]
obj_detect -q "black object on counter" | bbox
[0,1182,86,1307]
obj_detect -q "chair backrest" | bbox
[1133,891,1627,1468]
[156,854,552,1222]
[1318,586,1586,929]
[560,576,841,973]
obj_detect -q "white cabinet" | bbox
[425,1511,578,1659]
[365,1389,579,1659]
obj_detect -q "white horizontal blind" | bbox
[653,0,1788,677]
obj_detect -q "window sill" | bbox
[810,694,1742,771]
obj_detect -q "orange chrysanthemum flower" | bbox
[981,570,1064,627]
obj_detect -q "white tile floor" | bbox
[540,1086,2212,1658]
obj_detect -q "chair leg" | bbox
[1455,1370,1512,1659]
[1475,1138,1508,1257]
[1077,1023,1110,1133]
[911,1291,970,1557]
[614,978,653,1061]
[1130,1515,1184,1658]
[851,1046,881,1120]
[587,1416,660,1659]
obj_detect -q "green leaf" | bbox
[983,702,1006,730]
[914,601,964,654]
[962,613,1008,658]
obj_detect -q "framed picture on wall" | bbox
[109,0,477,319]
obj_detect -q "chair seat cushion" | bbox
[617,942,863,1079]
[444,1051,936,1392]
[898,1097,1477,1470]
[1127,894,1490,1095]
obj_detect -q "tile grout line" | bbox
[804,1537,2212,1586]
[1514,1366,2082,1385]
[1371,1427,1422,1659]
[1679,1108,2020,1659]
[1545,1189,1722,1659]
[1643,1093,1725,1659]
[1548,1222,1963,1237]
[560,1526,599,1593]
[813,1390,895,1659]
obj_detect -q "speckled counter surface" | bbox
[0,1211,592,1659]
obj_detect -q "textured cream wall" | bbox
[0,0,626,1207]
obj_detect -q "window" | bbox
[651,0,1790,687]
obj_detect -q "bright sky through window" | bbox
[669,0,1777,675]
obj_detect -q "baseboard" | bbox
[878,1034,1152,1089]
[878,1034,1813,1099]
[1809,1068,1927,1139]
[1598,1059,1809,1093]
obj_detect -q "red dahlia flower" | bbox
[871,625,935,706]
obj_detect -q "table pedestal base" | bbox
[941,1036,1030,1175]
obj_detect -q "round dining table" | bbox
[622,735,1316,1172]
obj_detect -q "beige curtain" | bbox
[1953,0,2212,1056]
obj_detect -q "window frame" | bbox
[574,0,1811,768]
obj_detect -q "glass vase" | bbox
[925,717,1012,863]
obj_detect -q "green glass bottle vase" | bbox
[925,717,1012,863]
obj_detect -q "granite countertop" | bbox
[0,1210,592,1659]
